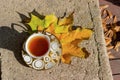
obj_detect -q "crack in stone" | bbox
[88,1,101,66]
[88,1,102,80]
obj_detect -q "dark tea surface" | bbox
[28,36,49,57]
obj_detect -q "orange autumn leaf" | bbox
[45,25,92,64]
[45,23,92,64]
[23,12,93,64]
[35,13,93,64]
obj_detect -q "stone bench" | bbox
[0,0,113,80]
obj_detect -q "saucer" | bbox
[22,32,62,70]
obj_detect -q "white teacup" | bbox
[22,32,62,70]
[25,32,50,58]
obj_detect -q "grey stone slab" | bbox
[0,0,113,80]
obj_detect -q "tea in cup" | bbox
[22,32,62,70]
[25,32,50,58]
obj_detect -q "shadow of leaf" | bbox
[0,10,46,68]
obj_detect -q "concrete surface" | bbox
[0,0,113,80]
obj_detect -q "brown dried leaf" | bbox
[108,52,115,59]
[106,10,113,19]
[105,37,112,46]
[100,5,109,10]
[107,45,114,51]
[102,23,108,32]
[113,16,117,24]
[102,16,110,24]
[108,51,111,55]
[110,16,117,28]
[105,30,114,38]
[114,26,120,32]
[101,9,108,19]
[101,4,120,58]
[114,42,120,52]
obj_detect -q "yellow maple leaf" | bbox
[44,15,92,64]
[26,13,93,64]
[60,28,93,44]
[23,12,93,64]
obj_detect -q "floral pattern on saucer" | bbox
[22,32,62,70]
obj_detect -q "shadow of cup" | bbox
[0,24,30,67]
